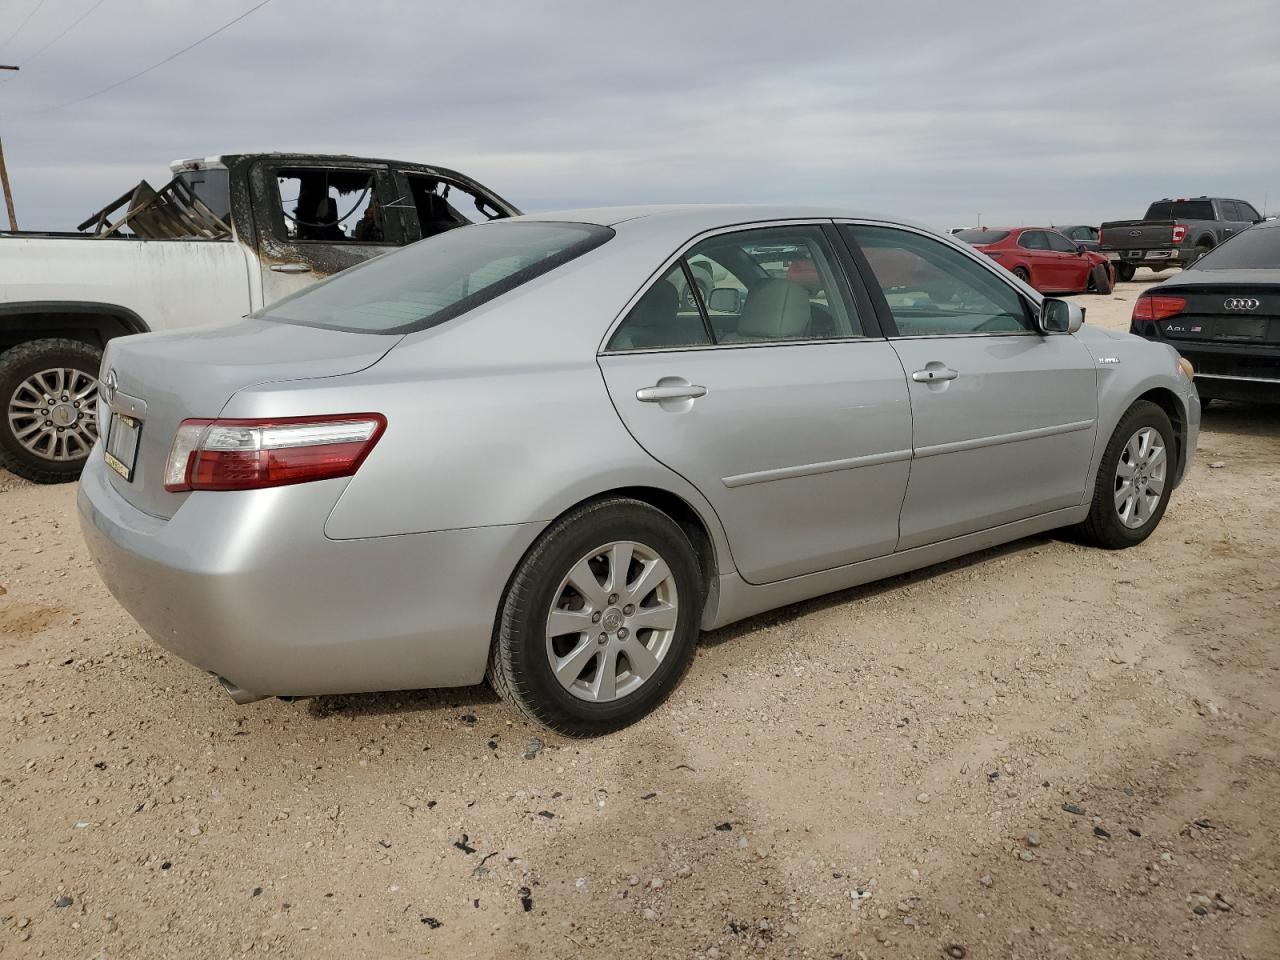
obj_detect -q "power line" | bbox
[0,0,49,55]
[3,0,107,74]
[1,0,273,118]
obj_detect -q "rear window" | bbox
[1143,200,1216,221]
[1192,225,1280,270]
[257,221,613,334]
[955,229,1009,244]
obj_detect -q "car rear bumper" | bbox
[1163,342,1280,402]
[77,452,544,698]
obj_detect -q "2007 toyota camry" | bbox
[78,206,1200,734]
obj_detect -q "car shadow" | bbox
[699,534,1053,648]
[306,683,502,720]
[1200,399,1280,438]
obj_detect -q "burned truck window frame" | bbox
[269,167,398,246]
[400,172,508,240]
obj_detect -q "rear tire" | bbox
[488,497,703,736]
[0,339,103,484]
[1184,244,1211,268]
[1076,401,1176,550]
[1012,266,1031,284]
[1115,263,1137,282]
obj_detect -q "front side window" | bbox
[1240,203,1262,222]
[404,174,507,239]
[274,168,391,244]
[258,221,613,334]
[607,224,862,351]
[843,225,1031,336]
[1045,231,1077,253]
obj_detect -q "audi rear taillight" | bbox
[164,414,386,492]
[1171,224,1187,245]
[1132,294,1187,323]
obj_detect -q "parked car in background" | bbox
[79,205,1198,734]
[1099,197,1262,282]
[1054,224,1100,252]
[0,152,519,483]
[957,227,1114,294]
[1130,216,1280,403]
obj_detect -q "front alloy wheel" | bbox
[489,497,702,735]
[1077,400,1175,549]
[1113,426,1166,529]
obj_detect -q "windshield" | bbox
[955,229,1009,244]
[1144,200,1215,221]
[1192,225,1280,270]
[257,221,613,334]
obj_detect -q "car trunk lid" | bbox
[98,319,400,518]
[1152,283,1280,347]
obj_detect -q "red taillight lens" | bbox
[164,414,386,492]
[1132,295,1187,323]
[1171,224,1187,245]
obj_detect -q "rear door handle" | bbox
[269,262,312,274]
[636,384,708,402]
[911,367,958,383]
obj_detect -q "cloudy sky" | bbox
[1,0,1277,231]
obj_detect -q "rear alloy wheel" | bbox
[488,497,702,735]
[1077,401,1175,549]
[1012,266,1031,284]
[0,339,103,483]
[1115,263,1137,283]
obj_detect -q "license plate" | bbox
[104,412,142,481]
[1218,316,1266,340]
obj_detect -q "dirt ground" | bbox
[2,268,1277,960]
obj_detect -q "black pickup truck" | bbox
[1099,197,1263,281]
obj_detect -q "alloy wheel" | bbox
[1113,426,1166,529]
[7,367,99,462]
[545,540,679,703]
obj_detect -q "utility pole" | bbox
[0,64,17,231]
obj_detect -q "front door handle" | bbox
[269,262,312,274]
[911,367,958,383]
[636,383,708,402]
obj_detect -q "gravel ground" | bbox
[2,269,1278,959]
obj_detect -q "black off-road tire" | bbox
[1114,263,1137,283]
[487,497,703,736]
[1076,401,1176,550]
[1184,244,1211,268]
[0,339,103,484]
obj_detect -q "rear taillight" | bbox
[1132,294,1187,323]
[163,414,386,492]
[1171,224,1187,245]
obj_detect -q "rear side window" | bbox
[1144,200,1216,220]
[1193,225,1280,270]
[1018,231,1049,250]
[258,221,613,334]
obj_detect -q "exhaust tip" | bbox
[216,675,267,705]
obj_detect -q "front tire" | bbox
[0,339,103,483]
[488,497,703,736]
[1086,263,1113,295]
[1076,401,1175,549]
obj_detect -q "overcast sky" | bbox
[1,0,1277,231]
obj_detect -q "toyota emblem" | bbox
[1223,298,1260,311]
[101,368,118,403]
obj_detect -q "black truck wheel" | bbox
[0,339,103,484]
[1114,263,1137,283]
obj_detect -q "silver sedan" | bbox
[78,206,1200,734]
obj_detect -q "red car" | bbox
[956,227,1114,294]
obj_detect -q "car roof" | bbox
[511,203,922,235]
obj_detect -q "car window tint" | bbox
[607,262,711,351]
[258,221,612,334]
[1193,225,1280,270]
[1018,231,1049,250]
[1240,203,1261,222]
[1045,231,1076,253]
[1219,201,1241,221]
[843,225,1031,337]
[1145,200,1216,220]
[687,225,862,342]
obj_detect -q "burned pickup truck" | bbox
[0,152,519,482]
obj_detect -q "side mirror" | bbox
[1039,297,1084,334]
[707,287,743,313]
[1076,243,1089,255]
